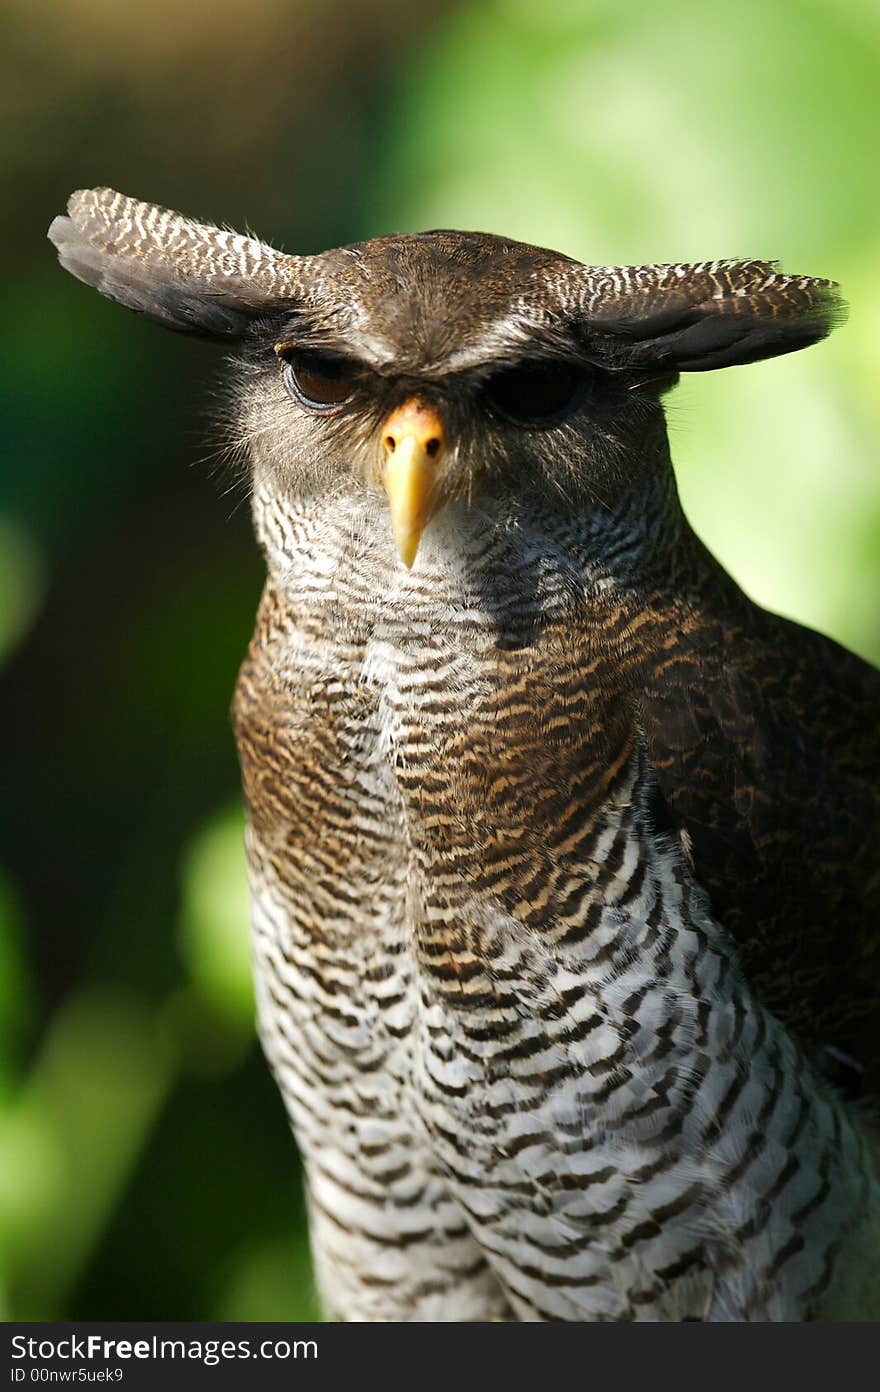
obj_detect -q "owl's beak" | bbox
[381,398,446,568]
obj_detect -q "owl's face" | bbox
[233,233,674,566]
[49,188,842,569]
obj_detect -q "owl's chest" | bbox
[235,584,644,1124]
[235,534,641,1093]
[236,594,626,883]
[234,509,642,963]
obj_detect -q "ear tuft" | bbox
[48,187,307,339]
[572,260,846,372]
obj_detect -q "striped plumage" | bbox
[50,189,879,1321]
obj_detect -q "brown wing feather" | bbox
[633,536,880,1096]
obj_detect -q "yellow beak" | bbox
[381,398,445,568]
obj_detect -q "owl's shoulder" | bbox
[623,542,880,1092]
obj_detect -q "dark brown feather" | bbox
[628,535,880,1096]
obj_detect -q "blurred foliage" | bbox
[0,520,45,667]
[178,805,253,1034]
[0,0,877,1322]
[1,992,172,1319]
[0,871,33,1098]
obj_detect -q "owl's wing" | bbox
[634,551,880,1096]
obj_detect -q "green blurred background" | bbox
[1,0,878,1321]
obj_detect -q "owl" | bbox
[50,188,879,1322]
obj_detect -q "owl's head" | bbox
[49,188,843,568]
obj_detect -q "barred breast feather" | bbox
[234,489,880,1322]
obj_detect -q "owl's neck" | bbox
[250,444,690,630]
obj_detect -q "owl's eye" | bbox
[279,350,357,410]
[483,363,586,424]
